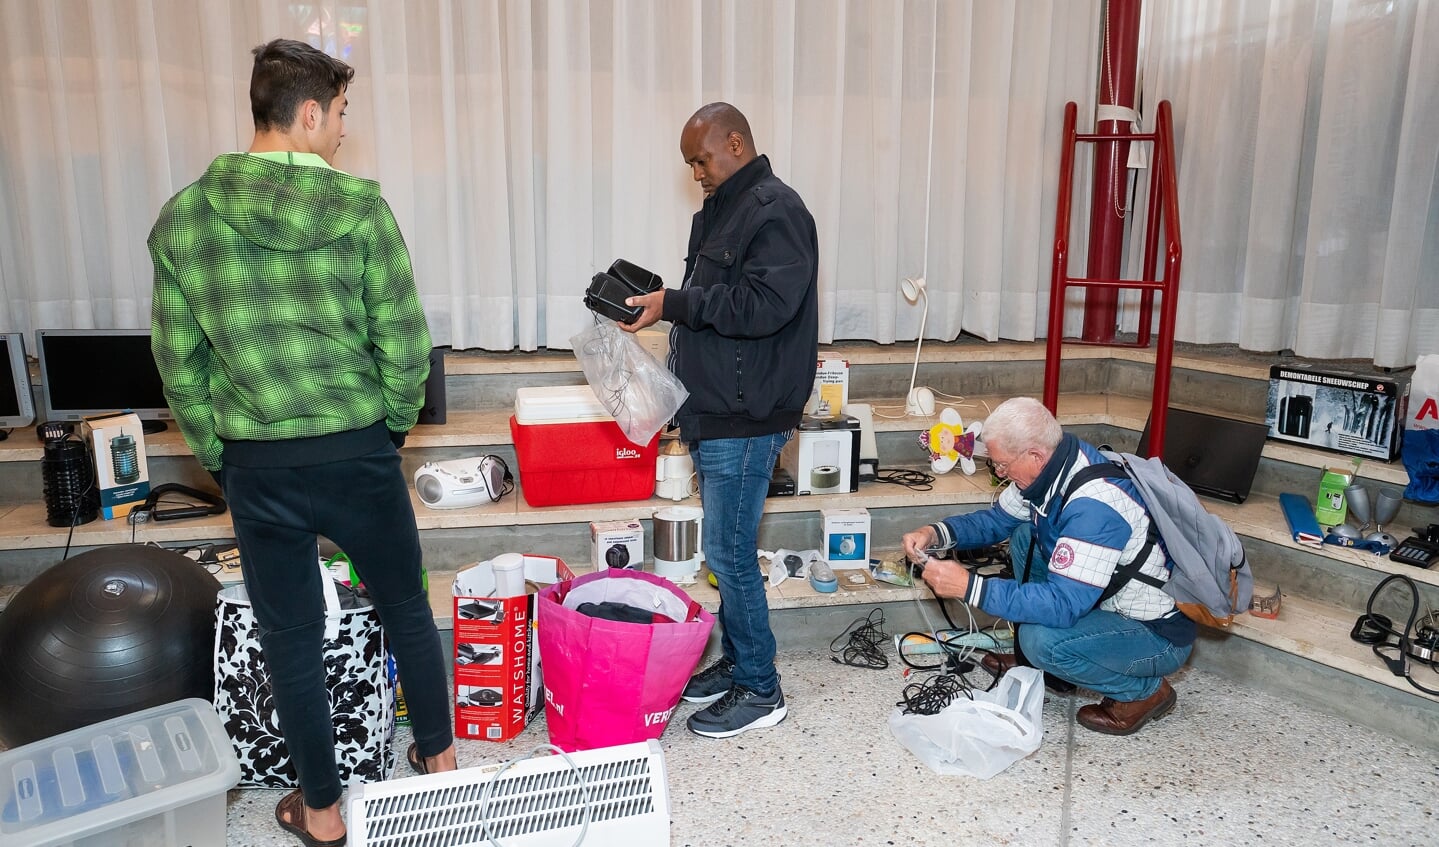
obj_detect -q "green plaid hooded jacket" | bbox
[148,153,431,471]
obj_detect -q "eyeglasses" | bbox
[991,450,1034,477]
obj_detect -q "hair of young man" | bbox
[982,397,1064,458]
[688,102,754,149]
[249,38,355,132]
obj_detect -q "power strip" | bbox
[896,629,1013,655]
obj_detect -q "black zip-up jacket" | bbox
[662,155,819,441]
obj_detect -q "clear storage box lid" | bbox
[0,698,241,847]
[514,385,614,424]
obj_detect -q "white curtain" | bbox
[1134,0,1438,368]
[0,0,1100,352]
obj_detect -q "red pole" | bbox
[1080,0,1142,342]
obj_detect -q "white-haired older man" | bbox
[902,397,1193,735]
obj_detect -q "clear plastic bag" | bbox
[887,666,1044,779]
[570,320,689,446]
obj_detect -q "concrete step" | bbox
[1,340,1432,750]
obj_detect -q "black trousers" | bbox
[224,444,452,808]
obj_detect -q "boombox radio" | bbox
[414,455,514,509]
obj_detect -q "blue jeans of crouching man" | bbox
[1009,524,1191,702]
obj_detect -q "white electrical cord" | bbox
[478,744,592,847]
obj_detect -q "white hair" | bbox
[981,397,1063,457]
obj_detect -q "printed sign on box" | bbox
[812,359,850,418]
[453,555,574,742]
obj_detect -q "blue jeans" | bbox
[1009,525,1191,702]
[691,432,790,695]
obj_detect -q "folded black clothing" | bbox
[575,600,668,624]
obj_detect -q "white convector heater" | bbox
[348,740,670,847]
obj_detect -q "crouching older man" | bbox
[901,397,1194,735]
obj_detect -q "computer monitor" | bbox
[35,329,173,431]
[0,332,37,434]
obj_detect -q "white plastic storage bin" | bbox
[0,698,241,847]
[513,384,613,423]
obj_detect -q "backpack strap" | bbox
[1059,462,1165,608]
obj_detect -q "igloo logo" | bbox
[615,447,641,460]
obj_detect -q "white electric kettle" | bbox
[653,505,704,583]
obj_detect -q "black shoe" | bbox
[686,684,787,739]
[681,657,735,705]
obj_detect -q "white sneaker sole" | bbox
[681,689,728,705]
[686,704,788,739]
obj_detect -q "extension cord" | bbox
[896,630,1013,655]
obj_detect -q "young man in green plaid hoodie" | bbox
[149,38,454,847]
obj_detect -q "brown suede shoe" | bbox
[1076,679,1177,736]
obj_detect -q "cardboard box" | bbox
[811,359,850,418]
[510,386,659,506]
[453,555,574,742]
[780,415,861,495]
[1315,466,1353,528]
[82,411,150,520]
[1266,365,1409,461]
[591,519,644,571]
[0,698,240,847]
[822,507,870,568]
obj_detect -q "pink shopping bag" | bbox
[536,568,714,751]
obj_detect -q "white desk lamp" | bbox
[901,276,934,416]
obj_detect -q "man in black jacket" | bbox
[622,102,818,738]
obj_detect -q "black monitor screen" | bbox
[37,330,173,422]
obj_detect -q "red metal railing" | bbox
[1042,99,1183,457]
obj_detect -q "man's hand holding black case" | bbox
[585,259,663,323]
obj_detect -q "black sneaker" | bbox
[686,684,787,738]
[681,657,735,705]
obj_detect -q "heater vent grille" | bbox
[351,741,669,847]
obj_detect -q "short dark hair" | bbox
[689,102,754,148]
[249,38,355,132]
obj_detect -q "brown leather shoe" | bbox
[979,652,1077,693]
[1076,679,1177,736]
[980,652,1021,675]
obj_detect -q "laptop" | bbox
[1137,407,1267,504]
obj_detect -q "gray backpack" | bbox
[1061,450,1253,627]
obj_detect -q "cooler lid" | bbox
[514,385,614,424]
[0,698,241,847]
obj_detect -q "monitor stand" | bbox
[142,420,169,435]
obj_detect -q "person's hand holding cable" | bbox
[901,526,971,599]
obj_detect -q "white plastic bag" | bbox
[570,320,688,446]
[887,666,1044,779]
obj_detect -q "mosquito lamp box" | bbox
[0,698,240,847]
[453,555,575,743]
[510,385,660,506]
[81,411,150,520]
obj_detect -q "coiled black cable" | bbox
[896,672,972,715]
[872,468,935,491]
[830,608,890,669]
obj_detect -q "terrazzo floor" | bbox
[224,648,1438,847]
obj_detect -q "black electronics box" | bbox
[768,466,796,498]
[1266,364,1408,462]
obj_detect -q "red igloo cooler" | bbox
[510,385,660,507]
